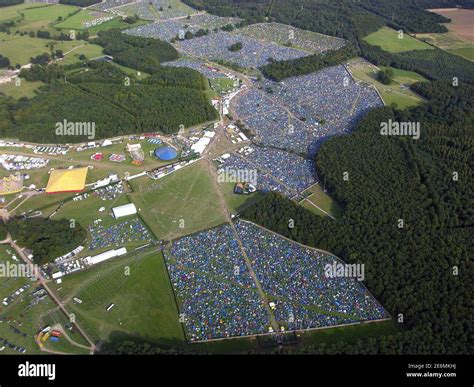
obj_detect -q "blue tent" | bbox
[154,146,178,161]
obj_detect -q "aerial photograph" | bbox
[0,0,471,384]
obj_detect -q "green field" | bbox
[51,251,184,346]
[301,183,343,219]
[447,47,474,61]
[128,161,227,241]
[0,3,56,23]
[4,4,80,34]
[58,43,105,65]
[210,77,236,95]
[347,58,427,109]
[53,9,108,30]
[221,181,265,214]
[363,27,434,53]
[415,31,474,61]
[0,32,86,66]
[0,79,43,99]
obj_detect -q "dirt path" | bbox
[4,235,96,353]
[203,154,279,332]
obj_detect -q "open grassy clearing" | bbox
[57,42,105,65]
[0,78,43,99]
[0,32,86,65]
[53,9,108,30]
[51,251,184,346]
[347,58,426,109]
[209,77,235,95]
[415,31,474,61]
[301,183,343,219]
[220,180,265,215]
[6,4,80,34]
[128,160,227,241]
[0,3,56,23]
[363,27,434,53]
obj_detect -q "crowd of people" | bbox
[125,14,241,42]
[238,22,346,54]
[177,32,310,69]
[88,218,153,251]
[235,221,388,324]
[164,221,387,341]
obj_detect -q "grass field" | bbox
[0,32,86,65]
[0,3,56,23]
[221,180,265,214]
[448,47,474,61]
[53,9,108,30]
[0,79,43,99]
[415,31,474,61]
[128,161,227,241]
[210,77,235,95]
[52,251,184,346]
[363,27,434,53]
[58,42,104,65]
[298,319,397,346]
[301,183,343,219]
[4,4,80,34]
[347,58,427,109]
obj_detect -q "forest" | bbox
[92,30,180,74]
[260,44,356,81]
[6,217,87,264]
[0,31,218,143]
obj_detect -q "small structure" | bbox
[111,203,137,219]
[45,167,88,194]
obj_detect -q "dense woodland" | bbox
[0,31,218,143]
[241,81,473,354]
[260,44,356,81]
[59,0,101,6]
[6,217,87,264]
[92,30,180,74]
